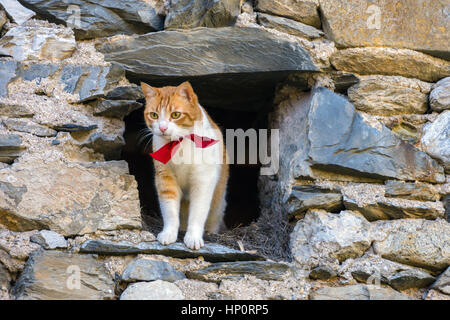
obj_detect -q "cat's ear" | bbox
[176,81,196,102]
[141,82,158,98]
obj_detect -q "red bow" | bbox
[149,134,218,164]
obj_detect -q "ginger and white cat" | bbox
[141,81,229,250]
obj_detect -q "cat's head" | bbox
[141,81,202,140]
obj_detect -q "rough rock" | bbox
[342,184,445,221]
[3,118,57,137]
[17,0,164,40]
[94,99,143,120]
[165,0,241,29]
[0,0,35,24]
[106,84,144,101]
[384,180,440,202]
[0,229,40,273]
[430,77,450,112]
[372,218,450,272]
[30,230,67,249]
[51,124,97,133]
[13,250,115,300]
[0,262,10,300]
[219,275,311,300]
[0,9,6,29]
[79,132,125,160]
[290,210,373,269]
[388,269,436,291]
[310,284,413,300]
[347,75,432,115]
[285,87,444,183]
[257,13,324,39]
[0,60,19,97]
[186,261,291,283]
[0,160,142,236]
[319,0,450,60]
[431,267,450,295]
[121,259,186,283]
[0,20,76,61]
[98,27,316,77]
[444,195,450,223]
[375,113,438,145]
[308,266,337,280]
[0,133,25,164]
[70,230,155,246]
[421,110,450,172]
[255,0,321,28]
[331,47,450,83]
[0,62,124,122]
[425,289,450,300]
[340,253,435,290]
[120,280,184,300]
[0,101,34,117]
[285,185,343,218]
[59,63,125,102]
[174,279,220,300]
[80,240,265,263]
[98,27,317,110]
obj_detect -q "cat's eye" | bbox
[149,112,159,119]
[171,112,181,119]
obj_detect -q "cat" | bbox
[141,81,229,250]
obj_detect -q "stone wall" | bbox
[0,0,448,300]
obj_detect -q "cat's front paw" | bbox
[184,232,204,250]
[157,229,178,245]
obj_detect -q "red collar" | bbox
[149,134,218,164]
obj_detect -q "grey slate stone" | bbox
[430,77,450,112]
[257,13,324,39]
[388,269,436,291]
[17,0,163,40]
[309,266,337,280]
[12,250,115,300]
[0,60,19,97]
[52,124,97,132]
[0,0,35,24]
[0,133,25,164]
[30,230,67,249]
[165,0,241,29]
[3,118,57,137]
[60,64,124,102]
[121,259,185,283]
[19,63,58,82]
[94,99,143,119]
[292,87,444,183]
[80,132,125,160]
[186,261,291,282]
[106,84,144,101]
[421,110,450,172]
[0,101,34,117]
[80,240,266,263]
[285,185,343,218]
[98,27,317,110]
[310,284,414,300]
[431,267,450,295]
[120,280,184,300]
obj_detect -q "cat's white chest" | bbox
[168,139,220,192]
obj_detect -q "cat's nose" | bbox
[159,122,168,132]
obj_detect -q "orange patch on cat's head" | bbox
[141,81,202,128]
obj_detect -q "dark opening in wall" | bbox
[121,103,270,235]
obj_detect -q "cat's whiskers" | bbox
[137,128,154,153]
